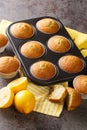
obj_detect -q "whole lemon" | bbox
[14,90,35,114]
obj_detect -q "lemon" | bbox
[14,90,36,114]
[7,77,28,94]
[0,87,14,108]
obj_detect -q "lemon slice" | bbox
[0,87,14,108]
[14,90,36,114]
[7,77,28,94]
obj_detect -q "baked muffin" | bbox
[0,56,20,79]
[21,41,45,59]
[0,33,8,53]
[47,35,70,53]
[58,55,84,73]
[36,18,59,34]
[10,22,34,39]
[66,87,82,111]
[30,61,56,80]
[73,75,87,99]
[48,84,67,102]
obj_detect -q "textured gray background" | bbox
[0,0,87,33]
[0,0,87,130]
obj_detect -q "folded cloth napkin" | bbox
[27,82,67,117]
[0,19,87,117]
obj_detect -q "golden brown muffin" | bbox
[36,18,59,34]
[0,56,20,79]
[30,61,56,80]
[21,41,45,59]
[0,33,8,47]
[0,56,20,73]
[0,33,8,53]
[47,35,70,53]
[58,55,84,73]
[10,22,34,39]
[66,87,82,111]
[48,84,67,102]
[73,75,87,94]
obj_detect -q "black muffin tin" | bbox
[6,16,87,86]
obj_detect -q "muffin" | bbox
[21,41,45,59]
[47,35,70,53]
[30,61,56,80]
[73,75,87,99]
[36,18,59,34]
[10,22,34,39]
[48,84,67,102]
[66,87,82,111]
[0,56,20,79]
[0,33,8,53]
[58,55,84,73]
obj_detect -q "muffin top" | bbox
[47,35,70,53]
[58,55,84,73]
[30,61,56,80]
[36,18,59,34]
[21,41,45,59]
[10,22,34,39]
[73,75,87,94]
[0,56,20,73]
[0,33,8,47]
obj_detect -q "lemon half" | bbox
[0,87,14,108]
[7,77,28,94]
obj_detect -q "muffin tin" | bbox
[6,16,87,86]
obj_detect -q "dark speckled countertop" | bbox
[0,0,87,130]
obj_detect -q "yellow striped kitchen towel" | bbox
[0,19,87,117]
[27,82,68,117]
[0,19,12,35]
